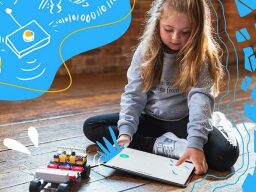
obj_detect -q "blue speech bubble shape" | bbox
[0,0,133,100]
[96,126,124,162]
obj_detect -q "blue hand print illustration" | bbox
[0,0,133,100]
[96,126,124,163]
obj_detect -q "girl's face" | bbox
[159,9,191,52]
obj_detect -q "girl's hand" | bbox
[117,134,131,148]
[175,148,208,175]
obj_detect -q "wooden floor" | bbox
[0,69,255,192]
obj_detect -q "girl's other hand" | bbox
[175,147,208,175]
[117,134,131,148]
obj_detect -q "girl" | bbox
[83,0,239,175]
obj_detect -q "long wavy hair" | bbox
[139,0,224,96]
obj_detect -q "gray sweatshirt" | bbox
[117,44,214,151]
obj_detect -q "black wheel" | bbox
[81,164,91,179]
[51,183,58,189]
[57,183,69,192]
[29,179,41,192]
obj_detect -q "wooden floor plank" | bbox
[70,174,150,192]
[0,169,105,192]
[122,168,255,192]
[0,70,255,192]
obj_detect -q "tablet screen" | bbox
[104,148,194,187]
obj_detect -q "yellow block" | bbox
[69,156,76,164]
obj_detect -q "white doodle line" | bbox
[0,36,6,51]
[49,21,59,32]
[69,0,89,7]
[27,59,37,64]
[6,8,21,27]
[82,2,89,7]
[39,0,45,9]
[48,21,54,26]
[39,0,49,10]
[21,63,41,72]
[50,0,62,14]
[16,67,46,81]
[42,0,48,9]
[73,0,84,4]
[97,156,106,175]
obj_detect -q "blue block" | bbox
[241,76,252,91]
[242,169,256,192]
[244,102,256,123]
[235,0,256,17]
[236,31,246,42]
[236,28,251,42]
[243,47,256,72]
[241,0,256,9]
[251,86,256,100]
[244,86,256,123]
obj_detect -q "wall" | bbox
[57,0,151,75]
[216,1,255,69]
[57,0,256,75]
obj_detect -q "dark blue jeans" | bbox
[83,113,239,171]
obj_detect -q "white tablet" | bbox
[104,148,195,187]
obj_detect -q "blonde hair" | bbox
[139,0,224,96]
